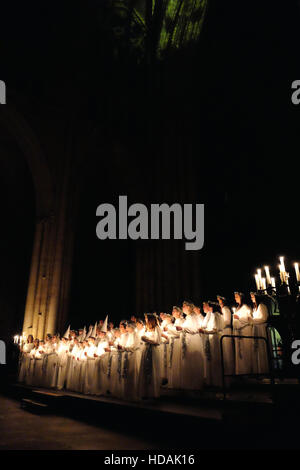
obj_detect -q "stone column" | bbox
[22,215,56,339]
[22,155,75,340]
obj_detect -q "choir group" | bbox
[18,292,270,401]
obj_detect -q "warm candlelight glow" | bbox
[294,263,300,283]
[257,268,262,279]
[254,274,260,291]
[257,269,263,289]
[279,256,286,272]
[279,264,285,283]
[264,266,271,286]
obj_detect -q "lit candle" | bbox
[279,256,286,272]
[261,277,266,290]
[257,269,262,289]
[279,264,284,283]
[264,266,271,286]
[255,274,260,291]
[295,263,300,283]
[271,277,276,288]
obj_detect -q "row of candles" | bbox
[254,256,300,293]
[14,334,26,346]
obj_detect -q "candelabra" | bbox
[254,257,300,378]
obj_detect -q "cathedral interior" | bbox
[0,0,300,345]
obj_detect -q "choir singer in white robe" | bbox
[200,302,224,387]
[94,330,109,395]
[18,335,34,383]
[66,338,81,391]
[121,323,141,401]
[249,292,269,375]
[32,341,46,387]
[138,314,162,399]
[217,295,234,377]
[159,314,170,383]
[232,292,253,375]
[166,307,184,389]
[109,323,128,399]
[26,339,39,385]
[83,337,98,394]
[177,301,204,391]
[56,337,70,390]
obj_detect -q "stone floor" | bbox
[0,396,158,450]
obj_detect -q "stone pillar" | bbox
[22,215,56,339]
[22,219,43,337]
[22,156,75,340]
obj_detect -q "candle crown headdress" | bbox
[63,325,70,339]
[101,315,108,333]
[91,322,98,338]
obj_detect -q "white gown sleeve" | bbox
[222,307,232,326]
[183,315,199,334]
[233,305,252,329]
[250,303,268,324]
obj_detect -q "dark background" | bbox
[1,0,300,332]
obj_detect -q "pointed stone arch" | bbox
[0,105,54,217]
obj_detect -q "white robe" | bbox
[159,321,169,381]
[109,350,124,398]
[180,313,204,391]
[26,347,38,385]
[202,312,224,387]
[77,348,88,393]
[43,343,58,388]
[166,318,184,389]
[233,304,253,375]
[83,344,97,394]
[121,332,141,401]
[56,342,70,390]
[250,303,269,374]
[107,330,115,343]
[94,339,109,395]
[31,347,45,387]
[97,348,112,397]
[66,344,81,391]
[134,327,145,371]
[220,306,235,376]
[106,333,128,398]
[18,343,34,383]
[137,327,161,399]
